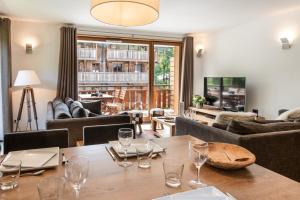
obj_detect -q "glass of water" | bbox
[163,159,184,188]
[37,177,65,200]
[65,156,89,199]
[118,128,134,168]
[188,141,208,188]
[135,140,154,169]
[0,159,21,191]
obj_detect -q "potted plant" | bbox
[192,95,206,108]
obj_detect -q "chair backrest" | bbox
[83,123,135,146]
[119,87,127,101]
[114,89,120,98]
[4,129,69,154]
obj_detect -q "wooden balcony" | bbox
[107,49,149,61]
[78,72,148,84]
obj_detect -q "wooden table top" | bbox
[152,117,176,127]
[1,135,299,200]
[79,93,114,100]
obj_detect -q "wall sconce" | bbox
[280,38,291,49]
[26,43,33,54]
[197,49,204,57]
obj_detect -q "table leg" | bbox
[171,126,176,136]
[138,124,143,134]
[152,120,157,132]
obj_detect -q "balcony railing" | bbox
[107,49,149,61]
[78,85,174,112]
[78,72,149,84]
[77,48,97,60]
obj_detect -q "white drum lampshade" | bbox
[90,0,160,27]
[14,70,41,87]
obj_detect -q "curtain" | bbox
[0,18,13,134]
[57,26,78,100]
[180,37,194,110]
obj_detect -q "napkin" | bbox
[109,140,164,155]
[3,150,57,168]
[153,186,236,200]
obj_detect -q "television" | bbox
[204,77,246,111]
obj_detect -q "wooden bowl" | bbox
[207,142,256,170]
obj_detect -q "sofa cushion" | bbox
[53,97,64,108]
[227,120,300,135]
[212,123,228,130]
[277,107,300,121]
[54,103,72,119]
[65,97,74,108]
[81,100,102,115]
[215,111,256,125]
[70,101,88,118]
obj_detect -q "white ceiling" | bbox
[1,0,300,34]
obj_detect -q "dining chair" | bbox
[83,123,135,146]
[4,129,69,154]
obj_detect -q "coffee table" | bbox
[151,116,176,137]
[1,135,299,200]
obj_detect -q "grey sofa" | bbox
[46,102,130,147]
[175,117,300,182]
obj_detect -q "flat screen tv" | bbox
[204,77,246,111]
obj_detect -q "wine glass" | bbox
[118,128,134,168]
[188,141,208,188]
[64,156,89,199]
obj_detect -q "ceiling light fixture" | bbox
[90,0,160,27]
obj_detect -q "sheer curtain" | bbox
[180,36,194,110]
[57,26,78,100]
[0,17,13,138]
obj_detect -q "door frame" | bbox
[77,35,183,121]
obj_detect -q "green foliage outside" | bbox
[154,47,174,85]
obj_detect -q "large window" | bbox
[77,37,181,117]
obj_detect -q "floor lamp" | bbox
[14,70,41,132]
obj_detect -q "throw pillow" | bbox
[52,97,64,108]
[65,97,74,108]
[227,120,300,135]
[54,102,72,119]
[70,101,88,118]
[80,100,102,115]
[215,111,256,125]
[277,107,300,121]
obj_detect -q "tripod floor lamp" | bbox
[14,70,41,132]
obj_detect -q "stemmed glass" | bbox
[64,156,89,199]
[118,128,134,168]
[188,141,208,188]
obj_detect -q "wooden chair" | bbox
[106,87,127,114]
[83,123,135,145]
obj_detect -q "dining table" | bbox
[1,135,299,200]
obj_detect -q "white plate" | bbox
[109,140,164,158]
[0,147,60,172]
[153,186,236,200]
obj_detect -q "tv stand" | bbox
[188,106,222,126]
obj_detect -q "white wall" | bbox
[193,10,300,119]
[11,20,61,130]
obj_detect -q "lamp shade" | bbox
[90,0,159,27]
[14,70,41,87]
